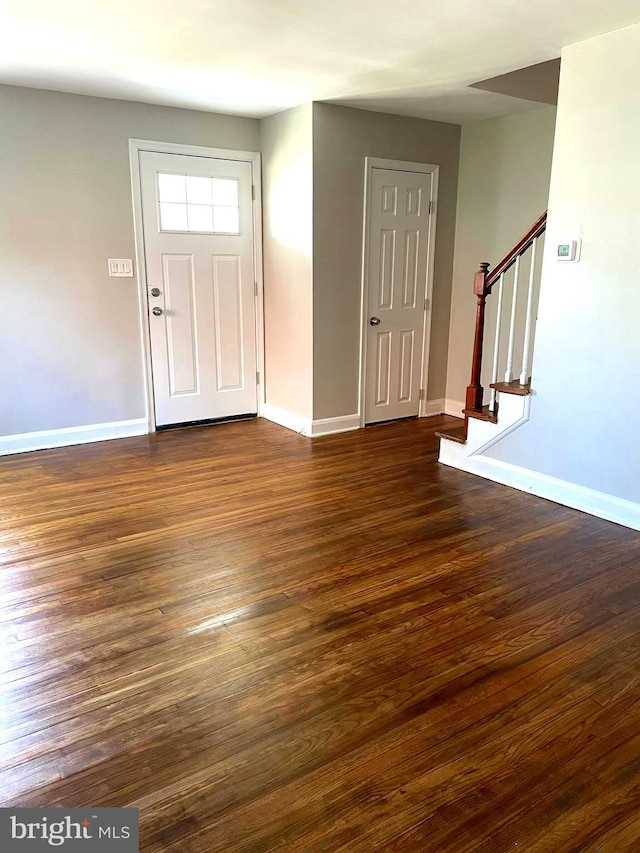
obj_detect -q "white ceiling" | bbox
[1,0,639,123]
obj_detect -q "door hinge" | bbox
[251,184,256,200]
[254,281,258,297]
[256,371,260,385]
[419,389,425,401]
[424,297,429,311]
[428,200,433,214]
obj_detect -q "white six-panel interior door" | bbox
[364,164,435,424]
[139,150,257,427]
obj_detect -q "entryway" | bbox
[361,158,438,425]
[133,143,262,429]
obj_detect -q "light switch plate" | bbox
[108,258,134,277]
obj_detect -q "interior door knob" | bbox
[152,307,163,316]
[369,316,381,326]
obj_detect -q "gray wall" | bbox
[445,107,556,408]
[312,103,461,419]
[0,84,259,436]
[487,24,640,504]
[260,105,314,419]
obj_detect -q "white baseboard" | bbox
[442,453,640,532]
[0,418,149,456]
[445,398,465,417]
[261,404,311,436]
[262,406,361,438]
[424,398,446,416]
[310,414,360,437]
[424,398,465,417]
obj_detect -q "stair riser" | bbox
[439,393,530,467]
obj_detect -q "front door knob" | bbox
[369,316,381,326]
[152,307,163,316]
[150,287,161,297]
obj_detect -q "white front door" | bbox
[364,166,434,424]
[139,150,257,427]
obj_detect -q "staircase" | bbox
[437,212,547,468]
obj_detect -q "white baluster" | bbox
[504,255,521,384]
[488,273,505,413]
[519,238,537,386]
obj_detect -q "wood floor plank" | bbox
[1,415,639,851]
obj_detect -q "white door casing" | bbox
[139,150,257,427]
[362,163,436,425]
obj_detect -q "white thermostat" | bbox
[108,258,134,277]
[556,240,580,262]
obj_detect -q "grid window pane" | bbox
[158,172,240,233]
[186,176,213,205]
[187,204,214,232]
[213,206,240,234]
[158,173,186,203]
[160,202,188,231]
[212,178,239,207]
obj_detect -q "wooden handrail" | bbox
[485,211,547,290]
[465,211,547,416]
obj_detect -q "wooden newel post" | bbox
[465,262,490,412]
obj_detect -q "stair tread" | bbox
[490,379,531,395]
[463,405,498,423]
[435,426,466,444]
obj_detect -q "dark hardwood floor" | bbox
[1,415,640,851]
